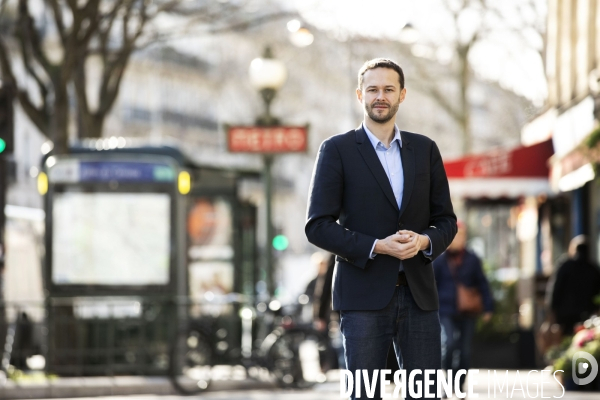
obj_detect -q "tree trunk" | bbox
[51,82,70,154]
[79,112,104,139]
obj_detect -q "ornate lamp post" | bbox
[248,47,287,295]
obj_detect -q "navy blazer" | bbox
[305,126,457,311]
[433,250,494,317]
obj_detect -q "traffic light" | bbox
[272,234,289,251]
[0,85,14,155]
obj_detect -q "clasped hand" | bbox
[374,230,429,260]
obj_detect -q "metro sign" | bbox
[227,126,308,153]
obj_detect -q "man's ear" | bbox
[356,87,363,103]
[399,87,407,103]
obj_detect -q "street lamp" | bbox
[249,47,287,126]
[248,47,287,296]
[399,23,420,44]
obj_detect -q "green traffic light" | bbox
[272,234,289,251]
[0,138,5,153]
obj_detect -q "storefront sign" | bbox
[444,140,554,198]
[445,140,553,179]
[227,126,308,153]
[47,158,175,183]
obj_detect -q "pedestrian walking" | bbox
[305,252,345,370]
[547,235,600,335]
[433,221,493,394]
[305,58,457,400]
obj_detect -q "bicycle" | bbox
[168,295,338,395]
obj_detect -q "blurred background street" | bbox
[1,0,600,398]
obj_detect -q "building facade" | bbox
[520,0,600,361]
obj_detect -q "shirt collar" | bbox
[362,123,403,150]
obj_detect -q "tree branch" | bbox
[97,0,147,115]
[1,12,50,136]
[206,11,296,34]
[73,58,88,116]
[17,35,49,111]
[76,0,101,45]
[17,0,55,80]
[1,41,48,133]
[0,35,16,84]
[0,0,8,18]
[413,79,463,123]
[16,88,49,134]
[153,0,183,15]
[47,0,67,45]
[98,0,124,58]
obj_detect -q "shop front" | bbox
[444,139,555,368]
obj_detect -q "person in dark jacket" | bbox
[305,252,335,330]
[548,235,600,335]
[433,221,493,392]
[304,252,344,369]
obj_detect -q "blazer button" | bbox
[398,222,404,228]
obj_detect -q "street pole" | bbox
[0,156,5,271]
[0,82,14,371]
[0,155,5,358]
[258,85,278,297]
[249,46,286,297]
[263,155,274,296]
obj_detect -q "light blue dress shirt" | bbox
[363,123,404,208]
[363,123,431,270]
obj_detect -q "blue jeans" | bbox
[340,285,442,400]
[440,315,476,392]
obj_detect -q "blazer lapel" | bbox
[398,131,415,218]
[355,127,399,211]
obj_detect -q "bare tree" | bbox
[0,0,294,153]
[0,0,179,153]
[400,0,544,155]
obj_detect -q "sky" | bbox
[144,0,548,107]
[292,0,548,106]
[13,0,549,106]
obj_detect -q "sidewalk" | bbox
[2,369,599,399]
[0,366,277,399]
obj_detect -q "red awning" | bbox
[444,140,554,199]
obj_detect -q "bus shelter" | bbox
[38,144,259,376]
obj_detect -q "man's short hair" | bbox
[357,58,405,90]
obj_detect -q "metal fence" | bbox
[1,294,338,396]
[1,296,217,377]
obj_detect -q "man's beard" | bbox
[365,101,400,123]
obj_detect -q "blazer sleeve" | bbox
[421,141,458,261]
[305,139,377,269]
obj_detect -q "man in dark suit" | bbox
[305,58,457,400]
